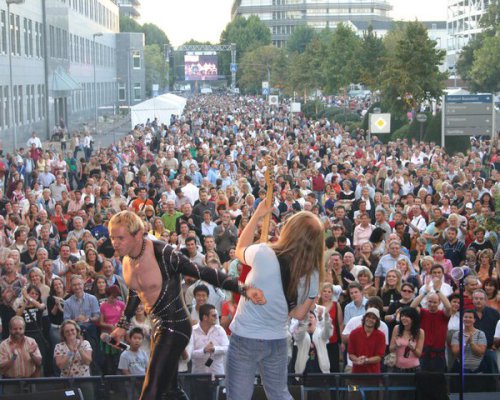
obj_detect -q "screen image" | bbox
[184,54,218,81]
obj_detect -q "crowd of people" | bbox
[0,93,499,397]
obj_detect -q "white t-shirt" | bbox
[342,314,389,367]
[230,243,318,340]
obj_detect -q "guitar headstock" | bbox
[264,154,275,189]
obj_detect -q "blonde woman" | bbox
[149,217,167,239]
[379,268,402,314]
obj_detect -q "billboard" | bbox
[184,53,218,81]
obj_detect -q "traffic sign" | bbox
[262,87,269,96]
[416,113,427,123]
[269,95,278,106]
[230,63,237,73]
[370,113,391,134]
[262,81,269,89]
[443,94,494,146]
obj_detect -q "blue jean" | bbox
[225,334,292,400]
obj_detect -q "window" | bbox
[18,85,23,125]
[23,18,28,56]
[28,19,33,57]
[13,85,18,125]
[0,86,4,129]
[0,11,6,54]
[133,83,141,101]
[132,50,141,69]
[49,26,55,57]
[118,83,127,101]
[15,15,20,55]
[5,86,10,127]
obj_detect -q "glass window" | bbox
[118,83,126,101]
[133,83,141,101]
[132,51,141,69]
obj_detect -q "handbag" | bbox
[383,352,397,368]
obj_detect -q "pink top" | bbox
[100,300,125,332]
[395,336,420,369]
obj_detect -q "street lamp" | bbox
[93,33,103,135]
[6,0,25,151]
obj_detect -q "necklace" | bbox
[128,238,146,261]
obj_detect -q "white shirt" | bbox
[27,136,42,148]
[181,183,199,206]
[418,281,453,310]
[410,215,427,235]
[191,323,229,375]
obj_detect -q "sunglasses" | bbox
[401,289,414,293]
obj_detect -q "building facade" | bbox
[446,0,489,72]
[116,0,140,19]
[231,0,393,47]
[0,0,121,151]
[116,32,145,108]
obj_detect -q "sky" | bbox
[139,0,448,47]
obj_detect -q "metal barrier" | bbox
[0,373,498,399]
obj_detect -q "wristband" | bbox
[117,315,131,330]
[239,284,249,300]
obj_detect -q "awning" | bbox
[51,67,82,92]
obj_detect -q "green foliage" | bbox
[456,37,484,84]
[142,23,170,47]
[220,15,271,82]
[119,16,142,33]
[423,112,442,145]
[358,26,386,90]
[391,123,411,139]
[468,33,500,93]
[479,0,500,35]
[239,45,286,93]
[379,21,446,115]
[144,44,168,97]
[286,37,327,96]
[286,25,317,54]
[323,24,362,93]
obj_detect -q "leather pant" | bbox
[139,322,191,400]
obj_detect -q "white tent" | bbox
[130,93,187,128]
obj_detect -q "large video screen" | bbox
[184,53,218,81]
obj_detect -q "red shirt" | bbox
[328,303,339,344]
[348,326,386,373]
[420,309,450,350]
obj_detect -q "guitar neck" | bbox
[260,187,273,243]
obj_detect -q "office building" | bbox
[0,0,145,151]
[231,0,393,48]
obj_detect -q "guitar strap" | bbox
[276,254,297,312]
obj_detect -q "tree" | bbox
[358,26,386,90]
[144,44,168,97]
[479,0,500,36]
[457,1,500,90]
[239,45,285,93]
[219,16,271,81]
[286,25,317,54]
[287,36,327,97]
[379,21,446,116]
[142,23,170,47]
[468,33,500,92]
[119,16,142,33]
[323,23,362,93]
[456,38,483,85]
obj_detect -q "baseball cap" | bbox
[365,307,381,320]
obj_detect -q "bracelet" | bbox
[117,315,131,330]
[239,284,249,300]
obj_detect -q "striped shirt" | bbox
[0,336,41,377]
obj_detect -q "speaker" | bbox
[0,388,84,400]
